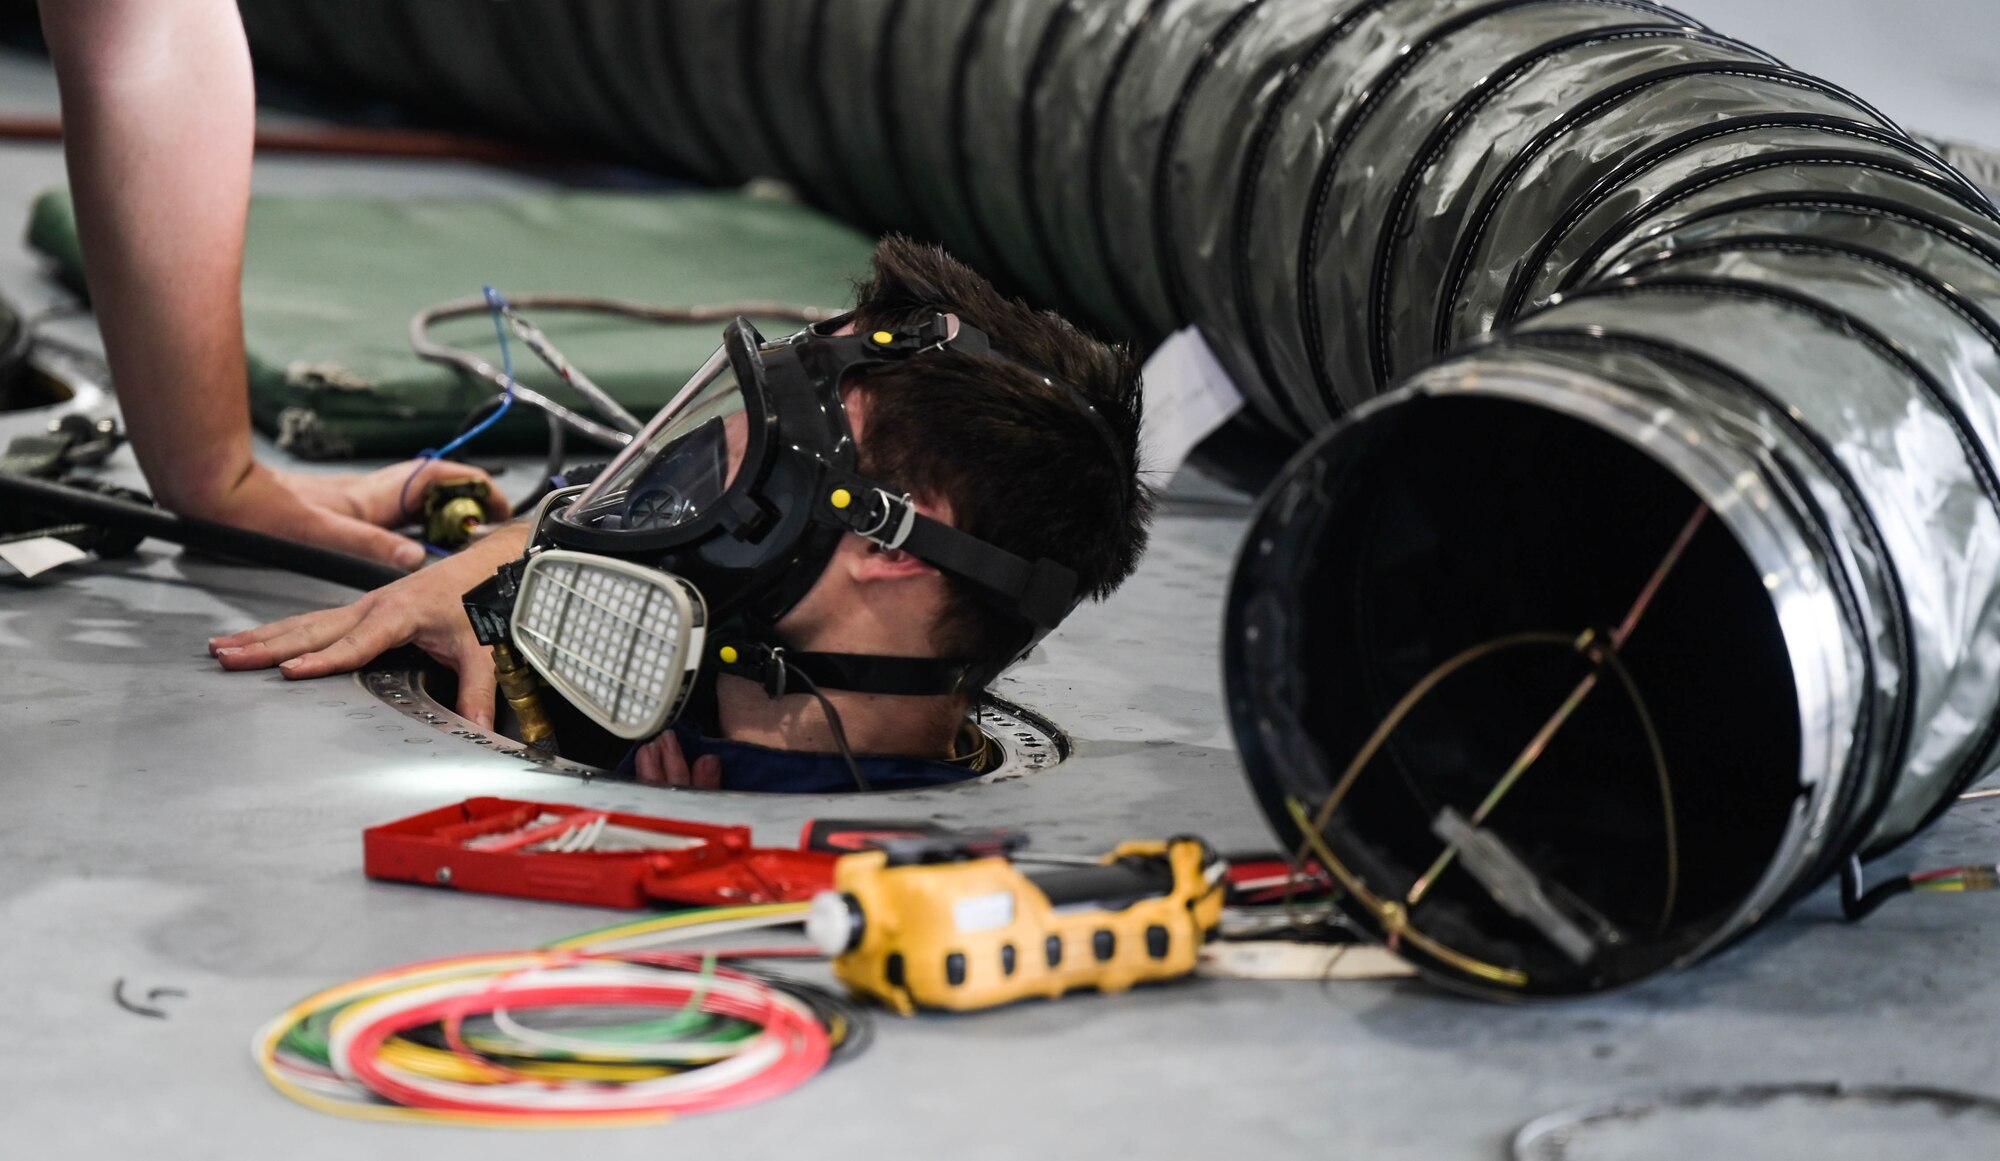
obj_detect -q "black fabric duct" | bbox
[1208,3,2000,992]
[234,1,2000,995]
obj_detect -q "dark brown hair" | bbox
[848,236,1152,674]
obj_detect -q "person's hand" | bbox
[634,730,723,789]
[189,460,512,573]
[273,459,515,533]
[206,524,532,727]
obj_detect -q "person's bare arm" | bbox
[38,1,507,569]
[207,523,534,726]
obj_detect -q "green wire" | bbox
[279,1003,345,1066]
[653,952,719,1039]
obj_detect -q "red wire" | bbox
[440,971,542,1086]
[1911,866,1970,884]
[1237,885,1338,906]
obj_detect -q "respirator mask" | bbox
[462,311,1098,745]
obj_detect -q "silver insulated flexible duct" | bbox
[231,0,2000,994]
[1215,5,2000,994]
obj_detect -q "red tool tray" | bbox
[364,797,836,909]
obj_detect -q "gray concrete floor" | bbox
[3,4,2000,1157]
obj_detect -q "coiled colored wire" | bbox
[253,903,856,1127]
[333,964,827,1116]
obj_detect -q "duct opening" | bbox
[1262,395,1803,994]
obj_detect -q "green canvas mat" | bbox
[26,188,877,458]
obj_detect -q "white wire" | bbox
[468,813,566,851]
[503,309,644,434]
[408,295,835,451]
[554,816,604,853]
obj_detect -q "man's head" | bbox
[802,236,1152,676]
[532,236,1151,771]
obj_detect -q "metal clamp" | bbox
[760,646,790,699]
[855,488,918,550]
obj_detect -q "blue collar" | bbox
[617,724,985,793]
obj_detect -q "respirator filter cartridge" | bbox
[510,549,708,740]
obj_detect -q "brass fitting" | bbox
[491,640,556,753]
[422,478,493,551]
[1961,867,2000,891]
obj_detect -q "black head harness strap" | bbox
[712,640,981,699]
[808,465,1079,632]
[729,311,1113,700]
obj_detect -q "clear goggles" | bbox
[546,315,842,549]
[560,344,752,536]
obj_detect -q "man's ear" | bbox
[849,540,941,582]
[846,495,951,582]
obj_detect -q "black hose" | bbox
[0,472,402,591]
[1839,858,1914,922]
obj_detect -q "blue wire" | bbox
[399,285,516,520]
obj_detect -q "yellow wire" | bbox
[542,902,811,951]
[1594,643,1680,933]
[459,1030,715,1067]
[379,1038,678,1084]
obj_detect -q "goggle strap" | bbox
[897,514,1078,630]
[815,468,1079,630]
